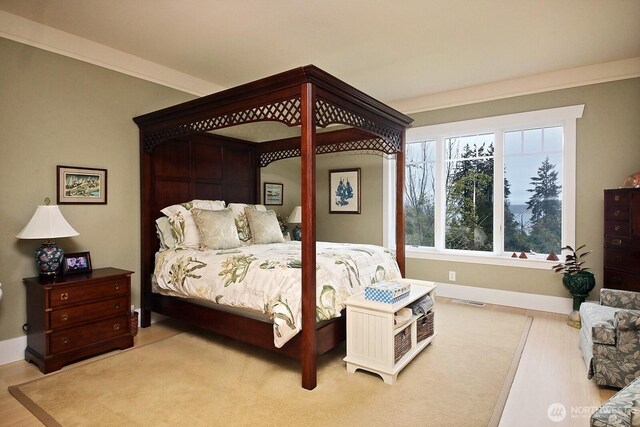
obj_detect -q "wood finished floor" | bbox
[0,299,617,427]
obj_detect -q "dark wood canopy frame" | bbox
[133,65,413,390]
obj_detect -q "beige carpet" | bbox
[10,301,531,427]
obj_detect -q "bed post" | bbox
[139,129,152,327]
[300,82,317,390]
[395,130,406,277]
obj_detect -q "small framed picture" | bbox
[62,252,92,275]
[329,168,361,214]
[57,165,107,204]
[264,182,283,205]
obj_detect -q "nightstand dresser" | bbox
[24,267,134,373]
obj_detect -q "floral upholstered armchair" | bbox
[579,288,640,389]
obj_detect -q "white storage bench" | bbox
[343,279,436,384]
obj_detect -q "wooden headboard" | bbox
[140,132,258,305]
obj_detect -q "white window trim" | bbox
[388,104,584,269]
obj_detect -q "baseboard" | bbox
[434,282,576,314]
[0,335,27,366]
[0,309,165,367]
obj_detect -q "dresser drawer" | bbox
[49,314,129,353]
[604,269,640,292]
[49,296,129,329]
[604,249,640,274]
[605,206,629,221]
[606,189,631,205]
[49,277,129,308]
[604,236,640,251]
[604,221,630,237]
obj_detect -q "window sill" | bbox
[405,247,557,270]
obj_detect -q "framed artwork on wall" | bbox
[264,182,283,205]
[62,251,92,275]
[329,168,361,214]
[57,165,107,204]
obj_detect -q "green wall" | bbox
[407,78,640,297]
[0,38,194,342]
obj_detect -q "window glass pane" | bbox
[543,126,563,152]
[504,131,521,156]
[504,127,563,255]
[445,134,494,251]
[405,141,435,247]
[523,128,542,154]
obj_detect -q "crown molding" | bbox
[390,57,640,114]
[0,10,223,96]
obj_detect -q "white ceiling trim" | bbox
[0,10,222,96]
[390,57,640,114]
[1,10,639,114]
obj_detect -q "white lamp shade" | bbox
[16,205,79,239]
[288,206,302,224]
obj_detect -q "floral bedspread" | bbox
[153,241,401,347]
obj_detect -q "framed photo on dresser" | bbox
[62,251,92,275]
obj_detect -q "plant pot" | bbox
[562,271,596,328]
[562,271,596,309]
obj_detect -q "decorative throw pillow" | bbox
[245,207,285,244]
[191,208,240,250]
[155,217,177,250]
[161,200,225,248]
[228,203,267,245]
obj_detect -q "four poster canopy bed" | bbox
[133,65,413,390]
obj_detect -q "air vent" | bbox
[451,299,486,308]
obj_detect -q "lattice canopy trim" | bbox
[315,99,403,150]
[142,95,404,155]
[259,137,396,167]
[143,97,303,152]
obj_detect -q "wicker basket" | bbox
[129,311,139,337]
[394,324,412,363]
[417,311,435,342]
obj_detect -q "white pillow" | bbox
[192,208,240,250]
[245,208,285,244]
[228,203,267,245]
[161,200,225,248]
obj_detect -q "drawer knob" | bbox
[113,324,120,331]
[115,303,120,309]
[614,225,620,231]
[614,210,620,216]
[60,293,69,301]
[61,314,69,321]
[615,195,620,201]
[63,337,69,344]
[612,239,622,246]
[114,283,120,290]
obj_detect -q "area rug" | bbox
[10,301,531,427]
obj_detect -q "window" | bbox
[401,105,583,268]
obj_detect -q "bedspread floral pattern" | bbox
[153,242,401,347]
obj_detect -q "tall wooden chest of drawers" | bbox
[24,267,134,373]
[604,189,640,292]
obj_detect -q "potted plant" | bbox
[552,244,596,328]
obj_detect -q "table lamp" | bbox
[16,198,79,277]
[289,206,302,241]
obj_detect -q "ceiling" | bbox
[1,0,639,105]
